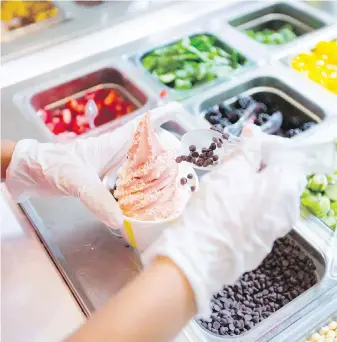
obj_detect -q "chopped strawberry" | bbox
[126,104,134,114]
[62,109,72,125]
[44,87,135,136]
[67,99,85,114]
[53,120,66,135]
[53,108,62,117]
[76,115,89,127]
[38,109,52,123]
[104,90,117,106]
[46,123,54,132]
[160,89,168,99]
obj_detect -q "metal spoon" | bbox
[224,103,260,136]
[85,99,99,129]
[260,111,283,134]
[180,107,282,171]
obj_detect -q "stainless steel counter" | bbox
[0,184,85,342]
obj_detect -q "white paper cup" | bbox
[103,128,199,252]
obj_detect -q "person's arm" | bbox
[65,256,196,342]
[1,140,16,180]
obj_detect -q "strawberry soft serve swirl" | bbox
[114,112,181,221]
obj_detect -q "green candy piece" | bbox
[321,210,337,230]
[158,73,175,84]
[330,201,337,216]
[174,79,192,90]
[307,174,328,192]
[301,193,330,218]
[325,184,337,201]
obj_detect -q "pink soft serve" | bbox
[114,112,180,221]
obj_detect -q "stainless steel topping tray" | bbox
[1,0,176,62]
[14,59,156,142]
[1,2,69,43]
[235,12,315,37]
[225,1,336,62]
[278,29,337,96]
[133,32,253,101]
[185,66,327,130]
[229,2,326,40]
[190,229,334,342]
[272,286,337,342]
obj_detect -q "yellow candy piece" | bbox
[292,39,337,93]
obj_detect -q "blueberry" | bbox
[205,113,221,125]
[254,102,268,114]
[288,116,302,128]
[302,121,316,131]
[219,118,231,127]
[255,113,270,126]
[285,128,302,138]
[226,110,240,124]
[218,102,232,117]
[205,106,220,116]
[237,96,255,109]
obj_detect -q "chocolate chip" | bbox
[190,186,196,192]
[180,177,187,185]
[217,142,222,148]
[213,155,219,161]
[187,173,193,179]
[175,156,182,163]
[282,260,289,267]
[198,235,318,336]
[220,327,227,335]
[210,142,216,150]
[222,132,230,140]
[189,145,196,152]
[192,151,199,158]
[212,137,218,143]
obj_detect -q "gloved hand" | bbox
[143,123,336,318]
[5,102,189,228]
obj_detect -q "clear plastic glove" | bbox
[143,123,336,318]
[5,102,187,229]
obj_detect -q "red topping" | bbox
[38,88,135,137]
[62,109,72,125]
[160,89,168,99]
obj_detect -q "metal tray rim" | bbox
[1,2,70,43]
[226,0,335,55]
[183,65,336,120]
[130,29,256,101]
[190,228,331,342]
[13,58,157,142]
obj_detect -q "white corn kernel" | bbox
[311,333,323,341]
[320,327,330,335]
[328,321,337,331]
[327,331,336,338]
